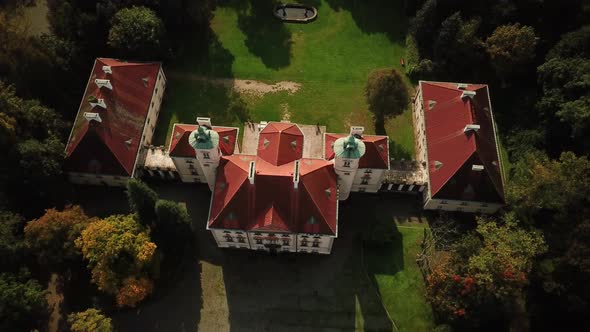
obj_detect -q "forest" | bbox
[0,0,589,331]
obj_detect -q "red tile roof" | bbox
[64,58,161,176]
[257,122,304,166]
[168,124,238,158]
[420,81,504,203]
[324,133,389,169]
[208,155,338,235]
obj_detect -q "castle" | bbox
[64,59,505,254]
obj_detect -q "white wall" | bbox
[141,68,167,146]
[351,168,386,193]
[171,156,208,183]
[424,197,502,214]
[209,229,335,254]
[68,172,129,187]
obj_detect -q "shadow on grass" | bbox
[221,0,293,69]
[390,138,413,160]
[325,0,408,42]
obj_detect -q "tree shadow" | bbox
[390,139,412,160]
[222,0,293,69]
[325,0,408,42]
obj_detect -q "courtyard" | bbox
[152,0,415,160]
[71,182,433,331]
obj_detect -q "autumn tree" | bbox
[68,308,113,332]
[115,276,154,308]
[126,179,158,226]
[24,205,95,267]
[365,68,409,131]
[76,214,157,307]
[486,23,536,81]
[108,6,165,59]
[426,213,545,328]
[0,271,47,331]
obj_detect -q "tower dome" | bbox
[189,126,219,150]
[333,135,366,159]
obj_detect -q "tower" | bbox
[189,126,221,190]
[333,131,365,200]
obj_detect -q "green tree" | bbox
[365,68,409,130]
[0,211,25,272]
[0,271,47,331]
[108,6,165,59]
[24,205,96,267]
[68,308,113,332]
[486,23,536,81]
[537,26,590,148]
[433,12,485,79]
[75,214,157,306]
[126,179,158,226]
[154,199,191,254]
[409,0,438,54]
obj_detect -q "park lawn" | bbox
[365,225,435,332]
[154,0,415,157]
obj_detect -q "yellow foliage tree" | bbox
[116,277,154,307]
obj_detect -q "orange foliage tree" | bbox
[115,277,154,307]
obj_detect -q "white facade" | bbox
[334,155,360,200]
[424,197,503,214]
[209,228,335,254]
[351,168,387,193]
[139,68,167,147]
[170,156,207,183]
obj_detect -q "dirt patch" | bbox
[169,72,301,97]
[46,273,64,332]
[281,103,291,121]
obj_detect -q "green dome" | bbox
[334,135,365,159]
[189,126,219,150]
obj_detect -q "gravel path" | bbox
[168,72,301,96]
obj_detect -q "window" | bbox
[364,169,373,174]
[361,178,369,185]
[155,88,158,94]
[343,161,351,167]
[255,238,263,245]
[151,101,154,108]
[312,239,319,248]
[188,164,195,169]
[147,118,150,125]
[282,239,290,246]
[186,159,194,164]
[203,152,210,159]
[237,236,245,243]
[460,202,468,206]
[344,172,351,176]
[301,239,308,247]
[191,170,198,175]
[224,234,233,242]
[441,200,448,205]
[254,232,262,236]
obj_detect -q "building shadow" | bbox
[325,0,408,42]
[221,0,293,69]
[390,139,413,160]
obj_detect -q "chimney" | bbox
[83,112,102,123]
[472,165,484,171]
[197,117,212,128]
[102,66,112,74]
[293,160,300,189]
[95,79,112,90]
[461,90,476,99]
[350,126,364,137]
[464,124,480,133]
[248,161,256,184]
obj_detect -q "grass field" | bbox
[365,224,435,332]
[154,0,415,158]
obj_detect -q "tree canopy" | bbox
[68,308,113,332]
[0,271,47,331]
[486,23,536,80]
[108,6,165,59]
[126,179,158,226]
[76,214,157,307]
[24,205,96,267]
[365,68,409,125]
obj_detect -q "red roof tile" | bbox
[208,156,338,235]
[325,133,389,169]
[168,124,238,158]
[257,122,303,166]
[64,58,161,175]
[420,81,504,203]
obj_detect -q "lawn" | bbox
[364,224,435,332]
[154,0,415,158]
